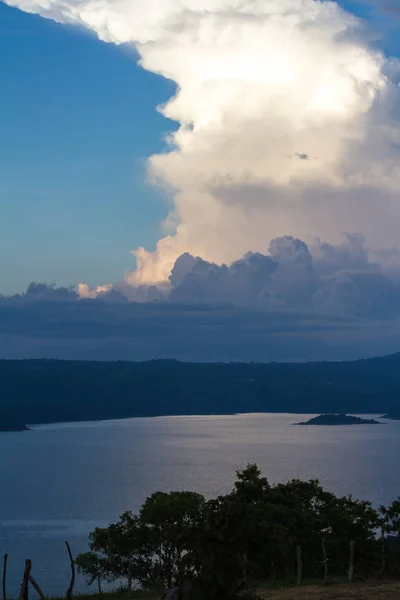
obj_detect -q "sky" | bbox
[0,2,177,293]
[2,0,400,362]
[0,0,399,294]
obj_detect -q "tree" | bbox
[76,491,205,592]
[79,464,381,598]
[377,499,400,576]
[138,491,206,589]
[181,465,287,599]
[77,513,153,590]
[269,479,378,578]
[383,499,400,536]
[75,552,109,593]
[232,463,270,501]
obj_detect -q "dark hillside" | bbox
[1,354,400,427]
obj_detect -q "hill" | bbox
[1,353,400,427]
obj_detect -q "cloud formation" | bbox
[3,290,400,363]
[67,234,400,321]
[6,234,400,318]
[3,235,400,361]
[4,0,400,289]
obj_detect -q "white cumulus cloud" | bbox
[4,0,400,286]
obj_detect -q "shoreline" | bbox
[16,412,384,431]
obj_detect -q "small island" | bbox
[296,414,381,426]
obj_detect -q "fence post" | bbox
[296,546,302,586]
[18,560,32,600]
[379,527,386,578]
[348,541,355,582]
[270,559,276,587]
[65,542,75,600]
[128,563,132,600]
[321,537,328,585]
[29,575,46,600]
[2,555,7,600]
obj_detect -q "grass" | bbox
[258,580,400,599]
[48,589,158,600]
[45,578,400,600]
[255,574,366,590]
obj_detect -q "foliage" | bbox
[77,492,205,591]
[77,464,400,599]
[380,499,400,536]
[75,552,110,588]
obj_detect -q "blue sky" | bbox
[0,2,177,293]
[0,0,398,295]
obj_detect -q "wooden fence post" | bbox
[296,546,302,586]
[65,542,75,600]
[127,563,132,600]
[270,559,276,587]
[348,541,355,582]
[29,575,46,600]
[97,574,102,595]
[321,538,328,585]
[379,527,386,578]
[18,560,32,600]
[2,554,7,600]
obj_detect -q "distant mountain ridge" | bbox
[1,354,400,429]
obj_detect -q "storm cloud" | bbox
[3,235,400,362]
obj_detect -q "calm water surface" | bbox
[1,413,399,595]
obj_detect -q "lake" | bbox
[1,413,399,596]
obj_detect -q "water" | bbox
[1,413,400,596]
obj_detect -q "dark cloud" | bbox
[1,297,400,362]
[3,282,78,302]
[168,235,400,319]
[2,235,400,362]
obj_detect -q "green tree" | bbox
[383,498,400,536]
[181,465,288,599]
[138,491,206,589]
[75,551,110,593]
[270,479,378,578]
[377,499,400,576]
[78,464,381,598]
[76,491,205,592]
[86,513,153,589]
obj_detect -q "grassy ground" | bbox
[259,581,400,599]
[48,581,400,600]
[49,591,158,600]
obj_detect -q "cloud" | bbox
[165,234,400,320]
[1,282,79,302]
[2,235,400,361]
[4,0,400,289]
[78,283,113,300]
[3,292,400,363]
[6,234,400,321]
